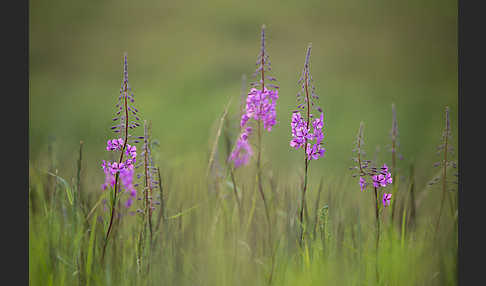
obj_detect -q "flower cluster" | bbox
[358,163,393,207]
[352,125,393,208]
[240,88,278,131]
[372,164,393,188]
[229,127,253,168]
[290,111,325,161]
[359,164,393,190]
[101,138,138,207]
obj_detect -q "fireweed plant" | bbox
[431,106,457,238]
[389,103,402,176]
[229,25,278,229]
[351,122,393,249]
[388,103,403,221]
[135,120,161,273]
[101,54,143,260]
[351,122,393,283]
[290,43,325,244]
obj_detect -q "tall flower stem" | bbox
[257,120,273,286]
[229,167,242,223]
[435,107,450,239]
[374,186,380,283]
[299,53,311,246]
[154,167,165,231]
[223,116,242,224]
[143,121,154,249]
[102,80,129,262]
[390,137,397,223]
[257,120,271,234]
[391,104,398,222]
[391,104,397,177]
[374,187,380,249]
[257,26,271,236]
[299,162,309,246]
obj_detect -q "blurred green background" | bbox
[29,0,457,188]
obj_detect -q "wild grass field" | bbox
[29,0,457,285]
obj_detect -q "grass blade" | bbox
[47,172,73,206]
[86,214,97,286]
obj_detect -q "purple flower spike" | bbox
[242,25,279,132]
[230,25,278,169]
[383,193,392,207]
[290,44,325,161]
[100,54,143,209]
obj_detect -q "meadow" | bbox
[29,0,457,285]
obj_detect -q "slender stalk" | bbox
[408,164,416,231]
[257,49,274,283]
[374,187,380,248]
[154,167,165,232]
[46,136,55,203]
[143,121,155,275]
[435,133,448,237]
[251,25,274,285]
[391,103,397,176]
[312,177,324,241]
[137,212,146,274]
[102,81,129,262]
[257,120,271,231]
[223,116,242,223]
[229,168,242,223]
[76,140,85,216]
[145,121,154,248]
[73,141,84,235]
[299,53,311,245]
[357,122,365,176]
[153,167,166,251]
[374,186,380,283]
[391,104,398,222]
[256,25,271,234]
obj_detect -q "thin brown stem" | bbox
[435,127,449,239]
[256,27,271,232]
[299,60,311,245]
[102,81,129,262]
[357,122,365,176]
[374,186,380,283]
[391,134,397,222]
[153,167,165,250]
[230,168,242,224]
[374,187,380,249]
[223,116,242,224]
[257,121,271,230]
[144,127,153,248]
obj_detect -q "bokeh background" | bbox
[30,0,457,189]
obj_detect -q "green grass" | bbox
[29,142,458,285]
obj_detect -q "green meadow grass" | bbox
[29,142,458,285]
